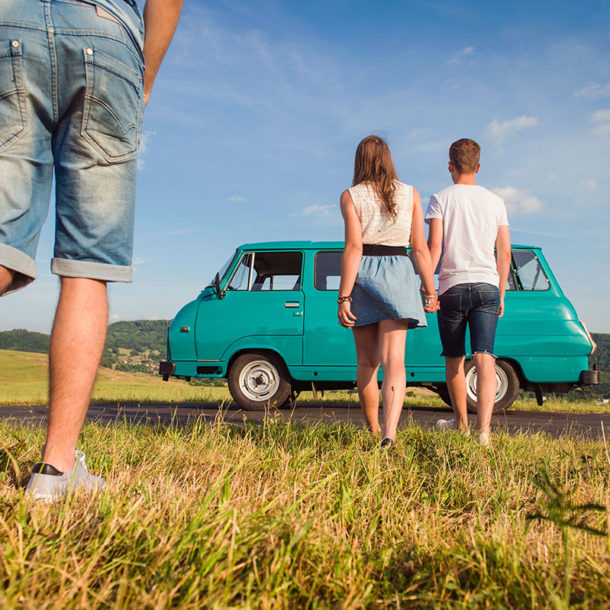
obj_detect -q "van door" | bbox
[303,250,356,366]
[194,250,305,366]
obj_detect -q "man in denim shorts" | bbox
[0,0,183,500]
[426,139,511,446]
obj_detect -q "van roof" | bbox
[238,241,540,250]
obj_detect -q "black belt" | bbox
[362,244,407,256]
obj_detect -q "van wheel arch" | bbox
[227,350,293,411]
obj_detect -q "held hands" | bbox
[421,288,440,313]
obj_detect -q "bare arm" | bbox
[495,225,511,318]
[410,189,437,310]
[427,218,443,273]
[142,0,184,104]
[337,190,362,328]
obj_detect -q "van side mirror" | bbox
[214,273,226,299]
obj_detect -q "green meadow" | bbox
[1,349,607,413]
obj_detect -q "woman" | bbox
[338,135,438,447]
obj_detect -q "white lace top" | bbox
[349,180,413,247]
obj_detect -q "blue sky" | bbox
[3,0,610,332]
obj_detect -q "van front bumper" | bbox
[159,360,176,381]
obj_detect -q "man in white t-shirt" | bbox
[425,138,511,446]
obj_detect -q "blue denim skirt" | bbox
[351,255,427,328]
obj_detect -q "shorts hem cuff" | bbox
[0,244,36,295]
[472,350,497,358]
[51,258,132,282]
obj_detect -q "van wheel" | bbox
[228,353,292,411]
[464,359,520,413]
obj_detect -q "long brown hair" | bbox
[352,135,398,219]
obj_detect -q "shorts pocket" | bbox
[0,39,26,151]
[478,287,501,314]
[82,47,143,162]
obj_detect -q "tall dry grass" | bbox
[1,417,609,608]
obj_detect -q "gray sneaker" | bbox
[24,450,106,502]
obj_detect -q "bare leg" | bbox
[352,324,381,435]
[445,356,469,431]
[378,319,408,441]
[473,353,496,436]
[0,266,15,295]
[43,277,108,471]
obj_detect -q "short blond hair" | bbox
[449,138,480,173]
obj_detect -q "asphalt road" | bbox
[1,402,609,439]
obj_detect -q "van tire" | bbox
[228,352,292,411]
[464,359,520,413]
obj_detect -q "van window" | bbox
[512,250,550,291]
[228,251,303,291]
[315,252,342,290]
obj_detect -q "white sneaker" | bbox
[24,450,106,502]
[436,419,471,436]
[435,418,455,431]
[479,432,490,447]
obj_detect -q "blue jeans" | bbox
[0,0,144,295]
[437,282,501,357]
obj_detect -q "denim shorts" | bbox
[0,0,145,295]
[437,282,501,357]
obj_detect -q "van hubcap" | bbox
[465,364,508,404]
[240,360,279,402]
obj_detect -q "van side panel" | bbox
[222,336,304,369]
[516,355,590,383]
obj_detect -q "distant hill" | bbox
[0,320,170,374]
[0,325,609,392]
[591,333,610,371]
[0,329,49,354]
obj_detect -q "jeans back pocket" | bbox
[82,47,143,162]
[0,39,26,151]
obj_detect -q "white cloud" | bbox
[581,179,597,192]
[228,195,245,202]
[591,109,610,123]
[447,46,474,64]
[574,83,610,99]
[486,116,539,145]
[289,203,340,226]
[589,123,610,137]
[491,186,544,215]
[300,204,335,217]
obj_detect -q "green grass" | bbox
[2,349,609,414]
[1,419,608,607]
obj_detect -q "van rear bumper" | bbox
[579,368,599,385]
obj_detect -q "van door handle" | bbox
[284,301,300,308]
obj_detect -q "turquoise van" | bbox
[159,241,599,411]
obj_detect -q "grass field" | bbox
[1,418,609,608]
[1,349,608,414]
[2,350,609,606]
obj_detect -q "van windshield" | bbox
[206,251,236,288]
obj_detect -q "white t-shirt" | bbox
[425,184,509,295]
